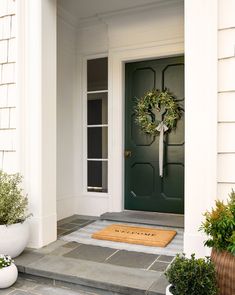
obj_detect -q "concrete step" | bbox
[15,250,168,295]
[100,210,184,228]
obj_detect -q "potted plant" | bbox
[0,254,18,288]
[0,171,30,258]
[165,253,218,295]
[200,190,235,295]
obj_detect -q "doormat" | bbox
[92,224,177,247]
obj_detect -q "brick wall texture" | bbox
[0,0,17,173]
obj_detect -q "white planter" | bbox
[0,222,29,258]
[0,264,18,289]
[166,284,173,295]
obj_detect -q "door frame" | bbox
[108,38,184,213]
[123,56,185,213]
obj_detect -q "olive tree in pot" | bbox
[200,190,235,295]
[165,253,218,295]
[0,171,31,258]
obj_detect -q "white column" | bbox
[184,0,218,257]
[17,0,57,248]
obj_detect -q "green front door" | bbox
[125,56,184,214]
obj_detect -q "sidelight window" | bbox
[86,57,108,193]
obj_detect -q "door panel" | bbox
[125,56,184,214]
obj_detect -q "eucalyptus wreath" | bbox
[134,89,183,136]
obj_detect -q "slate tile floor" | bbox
[58,215,174,271]
[0,275,100,295]
[12,215,175,295]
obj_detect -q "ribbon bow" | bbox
[156,121,168,177]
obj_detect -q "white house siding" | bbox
[0,0,17,173]
[218,0,235,200]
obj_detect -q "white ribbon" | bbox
[156,121,168,177]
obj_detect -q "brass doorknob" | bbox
[125,150,132,158]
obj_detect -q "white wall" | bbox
[184,0,218,257]
[217,0,235,200]
[0,0,17,173]
[72,0,184,217]
[18,0,57,248]
[57,14,77,220]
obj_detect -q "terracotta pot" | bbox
[0,222,29,258]
[0,263,18,288]
[211,248,235,295]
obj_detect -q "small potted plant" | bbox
[0,254,18,288]
[0,170,30,258]
[200,190,235,295]
[165,253,218,295]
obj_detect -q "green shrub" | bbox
[165,253,218,295]
[0,170,30,225]
[200,190,235,255]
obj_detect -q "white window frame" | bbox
[82,53,109,197]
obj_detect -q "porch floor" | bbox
[14,214,183,295]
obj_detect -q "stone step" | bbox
[100,210,184,228]
[15,250,168,295]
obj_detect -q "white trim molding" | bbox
[108,41,184,213]
[17,0,57,248]
[184,0,218,257]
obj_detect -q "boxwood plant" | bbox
[165,253,218,295]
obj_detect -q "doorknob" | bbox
[125,150,132,158]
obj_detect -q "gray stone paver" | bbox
[0,276,101,295]
[32,284,96,295]
[63,242,81,249]
[14,215,172,295]
[23,255,161,294]
[149,261,169,272]
[158,255,174,262]
[105,250,158,269]
[58,223,80,230]
[64,244,117,262]
[0,288,15,295]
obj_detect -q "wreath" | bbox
[134,89,183,136]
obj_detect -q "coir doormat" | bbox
[92,224,177,247]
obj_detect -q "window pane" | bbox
[87,161,108,192]
[87,58,108,91]
[88,127,108,159]
[88,92,108,125]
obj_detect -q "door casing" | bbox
[124,56,184,213]
[108,40,184,213]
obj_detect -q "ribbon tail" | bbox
[156,122,168,178]
[159,127,164,177]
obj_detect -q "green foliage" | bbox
[0,170,30,225]
[0,255,13,269]
[165,254,218,295]
[200,190,235,255]
[134,89,183,136]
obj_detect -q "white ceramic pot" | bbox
[166,284,173,295]
[0,222,29,258]
[0,263,18,289]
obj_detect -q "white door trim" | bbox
[108,38,184,213]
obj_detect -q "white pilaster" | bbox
[17,0,57,248]
[184,0,218,257]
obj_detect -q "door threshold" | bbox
[100,210,184,228]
